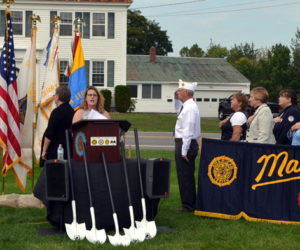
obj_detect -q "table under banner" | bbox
[195,138,300,224]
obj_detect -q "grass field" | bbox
[110,113,220,133]
[1,150,300,249]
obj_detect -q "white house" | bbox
[0,0,132,101]
[127,47,251,118]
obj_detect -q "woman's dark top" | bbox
[40,102,74,164]
[273,105,300,145]
[221,110,248,141]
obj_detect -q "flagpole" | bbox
[29,14,40,192]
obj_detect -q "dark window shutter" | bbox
[83,12,90,39]
[108,12,115,39]
[0,10,5,36]
[107,60,114,87]
[25,11,33,37]
[85,60,90,86]
[49,11,57,37]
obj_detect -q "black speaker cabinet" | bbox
[45,159,69,202]
[146,158,171,199]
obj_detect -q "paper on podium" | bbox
[88,109,107,120]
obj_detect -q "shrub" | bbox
[115,85,131,113]
[128,98,137,113]
[100,89,112,112]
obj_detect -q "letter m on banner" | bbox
[0,10,21,176]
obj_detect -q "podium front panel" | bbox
[73,121,120,162]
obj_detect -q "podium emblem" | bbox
[75,132,86,156]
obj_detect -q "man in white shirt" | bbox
[174,79,201,213]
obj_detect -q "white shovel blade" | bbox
[65,220,86,240]
[86,207,106,244]
[86,228,106,244]
[124,226,145,242]
[108,213,131,246]
[136,219,157,239]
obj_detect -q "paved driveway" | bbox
[124,131,220,150]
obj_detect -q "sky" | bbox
[128,0,300,56]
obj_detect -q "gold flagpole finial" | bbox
[29,14,41,27]
[2,0,15,10]
[50,15,61,29]
[73,17,85,32]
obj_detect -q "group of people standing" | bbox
[174,84,300,215]
[219,87,300,146]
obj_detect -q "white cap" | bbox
[178,79,197,92]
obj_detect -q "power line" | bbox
[146,0,300,17]
[130,0,205,10]
[150,0,285,17]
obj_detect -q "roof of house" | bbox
[127,55,250,84]
[46,0,132,3]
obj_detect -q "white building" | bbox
[127,48,251,118]
[0,0,132,101]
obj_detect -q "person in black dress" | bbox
[41,86,74,162]
[38,86,74,231]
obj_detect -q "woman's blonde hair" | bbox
[79,86,105,113]
[251,87,269,104]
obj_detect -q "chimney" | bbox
[150,46,156,63]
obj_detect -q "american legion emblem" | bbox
[208,156,237,187]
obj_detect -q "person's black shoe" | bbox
[176,207,194,213]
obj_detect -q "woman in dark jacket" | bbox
[273,89,300,145]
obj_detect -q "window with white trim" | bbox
[92,13,105,37]
[60,12,72,36]
[92,61,104,86]
[142,84,161,99]
[11,11,23,35]
[59,60,69,85]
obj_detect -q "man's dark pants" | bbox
[175,139,199,210]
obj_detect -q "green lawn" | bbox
[1,150,300,249]
[110,113,220,133]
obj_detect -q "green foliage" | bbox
[127,10,173,55]
[100,89,112,112]
[205,40,228,58]
[179,43,204,57]
[114,85,131,113]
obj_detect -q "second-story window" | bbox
[11,11,23,35]
[92,61,104,86]
[92,13,105,37]
[60,12,72,36]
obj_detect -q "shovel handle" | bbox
[134,128,145,198]
[83,142,94,207]
[102,152,116,213]
[65,129,75,200]
[120,142,132,206]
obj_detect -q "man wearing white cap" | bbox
[174,79,201,213]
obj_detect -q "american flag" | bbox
[0,10,21,175]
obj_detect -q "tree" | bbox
[127,10,173,55]
[179,43,204,57]
[227,42,257,64]
[290,28,300,94]
[205,40,228,58]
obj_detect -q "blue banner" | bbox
[196,138,300,224]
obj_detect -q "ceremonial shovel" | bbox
[102,152,131,247]
[134,128,157,239]
[82,143,106,244]
[64,130,86,240]
[120,142,145,242]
